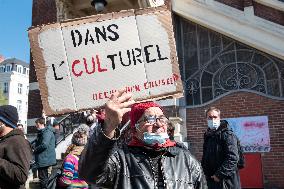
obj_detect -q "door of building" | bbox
[239,154,263,188]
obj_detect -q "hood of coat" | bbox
[37,126,55,135]
[48,125,57,134]
[0,129,25,141]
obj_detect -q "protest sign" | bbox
[29,6,183,115]
[226,116,270,152]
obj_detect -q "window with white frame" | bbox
[4,82,8,93]
[26,86,29,95]
[5,64,12,72]
[0,66,4,73]
[16,65,23,73]
[17,100,22,112]
[26,68,29,75]
[18,83,23,94]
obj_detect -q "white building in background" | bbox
[0,58,29,131]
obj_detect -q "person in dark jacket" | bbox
[79,90,206,189]
[0,105,32,189]
[202,107,241,189]
[33,117,56,189]
[46,117,60,145]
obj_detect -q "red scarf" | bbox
[128,136,176,149]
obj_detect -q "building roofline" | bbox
[0,58,29,67]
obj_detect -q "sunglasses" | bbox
[139,115,169,125]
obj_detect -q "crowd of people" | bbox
[0,90,243,189]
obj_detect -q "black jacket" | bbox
[79,125,207,189]
[0,129,32,189]
[201,121,241,189]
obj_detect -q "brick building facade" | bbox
[172,1,284,188]
[27,0,57,132]
[28,0,284,188]
[186,92,284,188]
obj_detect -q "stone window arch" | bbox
[174,16,284,106]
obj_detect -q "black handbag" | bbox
[47,168,63,189]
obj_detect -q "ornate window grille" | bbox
[174,16,284,106]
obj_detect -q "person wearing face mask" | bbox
[79,90,206,189]
[33,117,56,189]
[201,107,241,189]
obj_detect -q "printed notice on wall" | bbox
[28,6,183,115]
[226,116,270,152]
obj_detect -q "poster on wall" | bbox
[225,116,270,152]
[28,6,183,115]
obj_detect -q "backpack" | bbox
[47,167,63,189]
[219,120,245,169]
[236,137,245,169]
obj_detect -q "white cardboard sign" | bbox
[29,6,183,115]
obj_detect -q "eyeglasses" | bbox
[139,115,169,125]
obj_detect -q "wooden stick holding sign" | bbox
[28,5,183,116]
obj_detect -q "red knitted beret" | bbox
[130,101,162,128]
[96,108,105,124]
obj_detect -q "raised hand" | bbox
[103,90,135,138]
[211,175,220,182]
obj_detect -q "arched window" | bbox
[174,16,284,106]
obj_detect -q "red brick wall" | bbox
[28,0,57,122]
[27,90,43,119]
[29,51,37,83]
[215,0,284,26]
[253,1,284,26]
[186,91,284,188]
[243,0,252,7]
[31,0,57,26]
[163,105,180,118]
[215,0,244,10]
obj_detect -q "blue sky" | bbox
[0,0,32,63]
